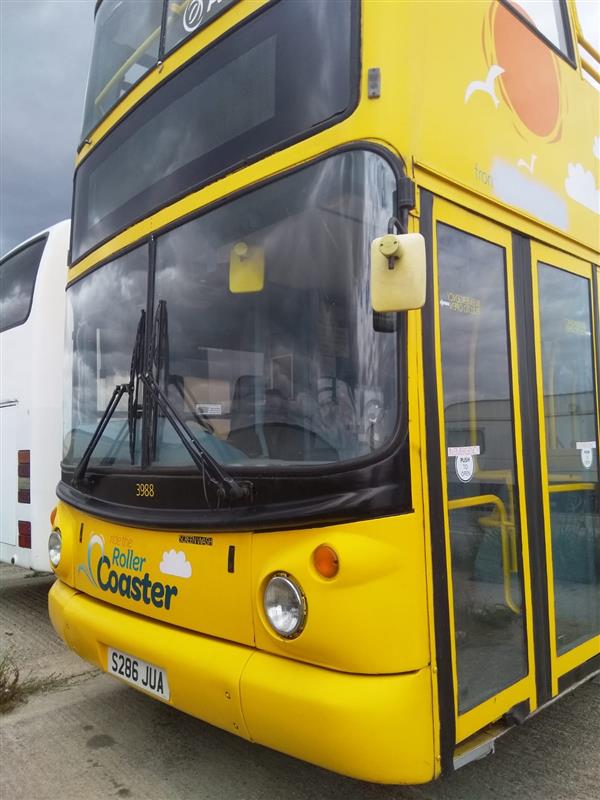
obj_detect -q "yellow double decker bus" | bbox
[49,0,599,783]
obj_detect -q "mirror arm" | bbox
[395,176,416,235]
[387,216,406,235]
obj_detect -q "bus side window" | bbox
[504,0,572,56]
[0,237,46,333]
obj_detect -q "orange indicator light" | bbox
[313,545,339,578]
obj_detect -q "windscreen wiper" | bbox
[146,300,214,462]
[128,310,146,464]
[147,299,168,463]
[71,382,131,490]
[145,300,246,505]
[73,306,251,505]
[140,370,252,505]
[72,310,146,490]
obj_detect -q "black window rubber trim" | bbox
[512,232,552,707]
[419,189,456,775]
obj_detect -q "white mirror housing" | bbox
[370,232,426,312]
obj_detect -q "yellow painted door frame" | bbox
[530,243,600,696]
[430,198,537,744]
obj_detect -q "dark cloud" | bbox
[0,0,95,255]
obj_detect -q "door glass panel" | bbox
[538,264,600,654]
[437,223,528,713]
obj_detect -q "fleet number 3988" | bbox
[136,483,155,497]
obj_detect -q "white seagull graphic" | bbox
[464,65,505,108]
[517,154,537,174]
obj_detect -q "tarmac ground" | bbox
[1,563,598,800]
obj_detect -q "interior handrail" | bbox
[447,493,520,614]
[94,0,194,111]
[548,482,596,494]
[95,25,162,109]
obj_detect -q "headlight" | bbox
[48,529,62,568]
[263,573,307,638]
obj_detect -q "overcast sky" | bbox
[0,0,95,256]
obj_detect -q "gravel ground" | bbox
[1,563,598,800]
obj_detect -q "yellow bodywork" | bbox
[49,501,436,784]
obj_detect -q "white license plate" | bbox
[107,647,170,701]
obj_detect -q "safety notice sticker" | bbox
[576,441,596,470]
[448,446,480,483]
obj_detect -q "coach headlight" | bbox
[48,529,62,568]
[263,573,306,638]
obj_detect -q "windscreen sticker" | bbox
[576,441,596,470]
[196,403,222,416]
[448,445,481,457]
[565,319,590,337]
[440,292,481,315]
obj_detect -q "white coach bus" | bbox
[0,220,69,571]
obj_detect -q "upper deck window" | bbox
[575,0,600,89]
[72,0,358,264]
[505,0,571,56]
[0,236,46,333]
[82,0,164,138]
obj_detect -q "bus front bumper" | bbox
[49,579,436,784]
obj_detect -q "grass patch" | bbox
[0,654,64,713]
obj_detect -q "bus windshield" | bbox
[72,0,358,262]
[63,150,400,472]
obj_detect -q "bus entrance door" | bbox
[530,244,600,696]
[430,199,535,744]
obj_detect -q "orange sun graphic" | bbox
[486,1,564,141]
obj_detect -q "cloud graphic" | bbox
[565,163,600,215]
[492,159,568,230]
[159,550,192,579]
[594,137,600,160]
